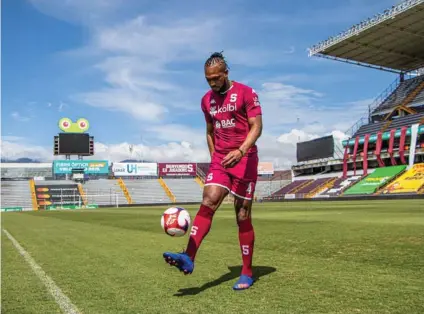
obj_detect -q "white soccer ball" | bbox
[161,207,191,237]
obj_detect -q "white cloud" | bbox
[256,82,372,136]
[75,88,169,121]
[1,139,52,161]
[1,136,25,142]
[11,112,30,122]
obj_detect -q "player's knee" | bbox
[237,208,250,221]
[202,195,220,211]
[236,202,251,221]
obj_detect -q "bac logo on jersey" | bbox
[222,119,236,128]
[215,119,235,129]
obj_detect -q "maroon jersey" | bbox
[201,81,262,156]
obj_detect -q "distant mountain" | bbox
[1,158,40,163]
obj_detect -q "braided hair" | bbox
[204,51,229,70]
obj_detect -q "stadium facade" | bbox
[1,0,424,211]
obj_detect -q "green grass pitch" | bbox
[2,199,424,313]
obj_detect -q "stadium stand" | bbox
[1,163,53,179]
[269,179,312,198]
[255,179,290,199]
[371,76,424,115]
[343,165,407,195]
[1,181,33,209]
[82,179,128,206]
[379,163,424,194]
[163,178,203,203]
[317,176,362,197]
[353,112,424,138]
[294,177,336,198]
[124,179,170,204]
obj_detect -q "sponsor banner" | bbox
[53,160,109,175]
[344,165,406,195]
[35,184,81,206]
[1,207,23,212]
[45,204,98,210]
[112,162,157,176]
[158,163,197,176]
[258,162,274,175]
[381,163,424,194]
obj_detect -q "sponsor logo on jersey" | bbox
[210,99,216,104]
[220,118,236,128]
[210,106,217,116]
[254,96,260,106]
[210,103,237,116]
[214,119,235,129]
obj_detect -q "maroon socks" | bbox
[238,218,255,277]
[186,204,215,261]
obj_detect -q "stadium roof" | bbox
[308,0,424,73]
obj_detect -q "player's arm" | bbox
[238,115,262,155]
[202,97,215,158]
[206,122,215,157]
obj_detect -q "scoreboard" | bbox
[54,133,94,156]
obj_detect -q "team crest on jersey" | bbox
[210,106,217,116]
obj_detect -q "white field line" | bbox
[2,229,81,314]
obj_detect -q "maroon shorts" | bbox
[204,152,258,200]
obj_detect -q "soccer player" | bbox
[163,52,263,290]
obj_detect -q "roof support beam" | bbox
[313,54,402,74]
[346,40,423,63]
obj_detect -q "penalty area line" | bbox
[2,229,81,314]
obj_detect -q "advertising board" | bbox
[158,163,196,176]
[381,163,424,194]
[53,160,109,175]
[35,184,81,206]
[258,162,274,175]
[112,163,158,176]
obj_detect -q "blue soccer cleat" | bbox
[233,275,254,290]
[163,251,194,275]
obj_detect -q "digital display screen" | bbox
[58,133,90,155]
[296,135,334,162]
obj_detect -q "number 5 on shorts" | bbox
[242,245,249,255]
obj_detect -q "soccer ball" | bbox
[161,207,191,237]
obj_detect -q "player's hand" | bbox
[221,149,243,168]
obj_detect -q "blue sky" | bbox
[1,0,400,167]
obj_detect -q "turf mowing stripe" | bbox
[2,229,81,314]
